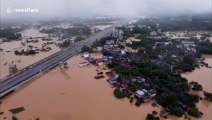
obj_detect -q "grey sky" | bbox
[1,0,212,20]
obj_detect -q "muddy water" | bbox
[0,55,211,120]
[182,55,212,93]
[0,56,161,120]
[21,28,48,38]
[181,55,212,120]
[0,28,60,79]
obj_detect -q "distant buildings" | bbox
[56,38,72,47]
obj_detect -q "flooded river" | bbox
[182,55,212,93]
[181,55,212,120]
[0,56,161,120]
[0,55,211,120]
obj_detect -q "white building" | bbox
[82,52,90,58]
[135,90,145,98]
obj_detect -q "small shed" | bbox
[135,90,145,98]
[83,52,90,58]
[96,59,104,66]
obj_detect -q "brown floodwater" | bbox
[181,55,212,120]
[0,55,211,120]
[0,55,162,120]
[182,55,212,93]
[0,28,60,79]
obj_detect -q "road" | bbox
[0,20,129,98]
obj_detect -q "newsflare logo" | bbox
[7,8,13,13]
[6,7,39,14]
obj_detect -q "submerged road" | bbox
[0,20,129,98]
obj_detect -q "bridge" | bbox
[0,20,129,98]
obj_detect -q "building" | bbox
[82,52,90,58]
[96,46,103,52]
[79,61,89,67]
[9,64,18,74]
[142,89,149,94]
[157,29,162,34]
[149,89,157,97]
[56,38,71,47]
[160,110,170,117]
[106,40,115,45]
[150,31,158,36]
[96,59,104,66]
[135,90,145,98]
[121,49,126,55]
[59,61,69,69]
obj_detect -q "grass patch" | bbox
[9,107,25,114]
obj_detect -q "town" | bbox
[79,17,212,119]
[0,1,212,119]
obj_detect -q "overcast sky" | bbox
[1,0,212,20]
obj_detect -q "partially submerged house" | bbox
[96,46,103,52]
[160,109,171,117]
[96,58,104,66]
[56,38,72,47]
[135,90,145,99]
[59,61,69,69]
[79,61,89,67]
[82,52,90,58]
[149,89,157,97]
[9,64,18,74]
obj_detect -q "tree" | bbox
[14,50,21,55]
[188,94,199,104]
[187,107,203,118]
[28,50,36,55]
[179,82,190,92]
[81,46,93,53]
[102,49,111,56]
[75,36,84,42]
[161,95,178,107]
[189,81,203,91]
[151,69,169,79]
[170,106,184,117]
[114,66,130,76]
[12,116,18,120]
[146,114,160,120]
[131,69,140,77]
[204,92,212,102]
[113,88,126,99]
[183,55,195,66]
